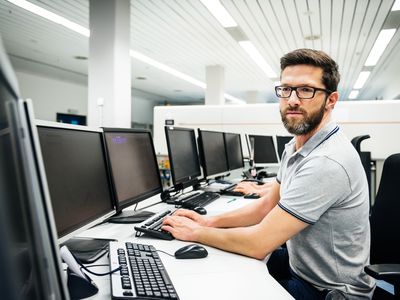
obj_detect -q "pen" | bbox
[227,198,237,203]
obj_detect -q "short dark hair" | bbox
[280,49,340,92]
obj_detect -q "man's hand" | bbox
[172,209,211,226]
[234,181,259,194]
[162,215,202,241]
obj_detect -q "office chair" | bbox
[364,153,400,299]
[351,135,372,211]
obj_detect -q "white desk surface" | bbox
[76,192,293,300]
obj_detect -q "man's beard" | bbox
[280,101,326,135]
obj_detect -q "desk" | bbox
[77,194,293,299]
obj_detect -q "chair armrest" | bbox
[365,264,400,284]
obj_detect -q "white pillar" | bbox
[205,65,225,105]
[246,90,259,104]
[88,0,131,127]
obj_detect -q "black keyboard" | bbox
[134,209,175,240]
[220,184,244,197]
[109,241,179,299]
[176,191,220,209]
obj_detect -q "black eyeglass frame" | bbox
[275,85,332,99]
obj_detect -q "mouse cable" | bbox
[156,249,174,258]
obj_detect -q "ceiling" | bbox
[1,0,400,103]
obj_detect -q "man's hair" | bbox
[280,49,340,92]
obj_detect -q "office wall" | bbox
[15,70,157,125]
[16,71,87,121]
[153,101,400,159]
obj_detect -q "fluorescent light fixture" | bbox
[6,0,90,37]
[364,29,396,66]
[348,90,359,99]
[129,50,207,89]
[392,0,400,11]
[353,71,371,89]
[224,93,246,104]
[200,0,237,28]
[239,41,277,78]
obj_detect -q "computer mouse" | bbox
[174,244,208,259]
[193,206,207,215]
[244,193,260,199]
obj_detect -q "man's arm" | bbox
[163,205,309,260]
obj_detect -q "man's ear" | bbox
[326,91,339,110]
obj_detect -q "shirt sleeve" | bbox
[278,156,352,224]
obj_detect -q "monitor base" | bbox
[107,210,155,224]
[62,237,116,263]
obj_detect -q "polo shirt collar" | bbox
[287,121,339,158]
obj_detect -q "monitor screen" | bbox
[164,126,201,187]
[248,134,279,164]
[224,132,244,170]
[0,38,68,299]
[198,129,229,178]
[103,128,162,211]
[37,123,114,241]
[276,135,293,161]
[56,112,86,125]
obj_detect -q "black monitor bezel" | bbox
[276,135,293,161]
[224,132,245,170]
[197,129,229,179]
[248,134,279,164]
[36,122,115,242]
[102,127,163,212]
[164,126,201,188]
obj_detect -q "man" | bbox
[162,49,375,299]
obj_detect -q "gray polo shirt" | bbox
[276,121,375,299]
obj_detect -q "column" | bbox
[205,65,225,105]
[88,0,131,127]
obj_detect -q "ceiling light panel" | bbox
[6,0,90,37]
[200,0,237,28]
[353,71,371,89]
[364,28,396,66]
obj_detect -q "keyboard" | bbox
[109,241,179,299]
[220,184,244,197]
[176,191,220,209]
[134,209,175,240]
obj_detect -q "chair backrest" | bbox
[369,153,400,264]
[351,135,370,153]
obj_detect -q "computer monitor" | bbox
[197,129,229,179]
[164,126,201,189]
[248,134,279,164]
[276,135,293,161]
[56,112,87,125]
[224,132,244,170]
[103,128,162,223]
[0,37,69,299]
[37,121,115,261]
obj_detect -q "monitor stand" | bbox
[107,210,155,224]
[62,237,116,263]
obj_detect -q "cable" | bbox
[70,251,121,276]
[156,249,175,258]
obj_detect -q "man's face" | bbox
[279,65,329,135]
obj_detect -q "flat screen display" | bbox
[38,125,114,238]
[103,129,162,210]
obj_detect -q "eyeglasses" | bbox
[275,86,332,99]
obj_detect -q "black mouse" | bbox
[244,193,260,199]
[174,244,208,259]
[193,206,207,215]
